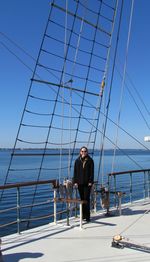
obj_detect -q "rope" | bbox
[120,205,149,236]
[2,29,147,177]
[96,0,120,185]
[45,33,107,61]
[97,0,124,183]
[66,0,87,179]
[114,64,150,130]
[53,3,111,36]
[115,58,150,118]
[111,0,135,175]
[59,0,68,183]
[49,19,109,48]
[69,0,113,166]
[0,1,55,202]
[90,0,119,159]
[2,31,148,166]
[26,0,82,225]
[74,0,114,19]
[0,31,60,81]
[126,73,150,117]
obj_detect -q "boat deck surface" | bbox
[1,200,150,262]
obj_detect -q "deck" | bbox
[1,199,150,262]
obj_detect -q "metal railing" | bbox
[0,179,88,236]
[1,169,150,236]
[0,179,57,236]
[108,168,150,206]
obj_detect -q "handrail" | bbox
[0,179,58,190]
[0,179,84,235]
[107,168,150,209]
[0,179,59,235]
[108,168,150,176]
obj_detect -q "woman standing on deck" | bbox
[73,147,94,222]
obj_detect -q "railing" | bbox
[0,179,58,236]
[108,168,150,207]
[1,169,150,236]
[0,179,89,236]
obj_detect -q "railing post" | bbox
[17,187,20,234]
[94,189,97,213]
[148,171,150,198]
[130,172,132,203]
[66,202,70,226]
[117,192,123,216]
[79,202,83,229]
[114,175,117,207]
[144,171,146,199]
[75,187,78,218]
[54,189,57,224]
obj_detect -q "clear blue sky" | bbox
[0,0,150,149]
[0,0,50,147]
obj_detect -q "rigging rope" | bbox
[83,0,106,149]
[69,0,115,168]
[59,0,68,183]
[111,0,135,175]
[119,205,150,236]
[26,0,85,223]
[67,0,88,179]
[1,30,149,161]
[114,64,150,131]
[89,0,119,165]
[97,0,124,183]
[1,31,149,181]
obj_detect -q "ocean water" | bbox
[0,149,150,182]
[0,149,150,236]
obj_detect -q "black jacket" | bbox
[73,155,94,185]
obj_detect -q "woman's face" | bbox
[80,148,88,157]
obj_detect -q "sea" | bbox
[0,149,150,237]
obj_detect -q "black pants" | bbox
[78,185,91,220]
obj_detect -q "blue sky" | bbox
[0,0,150,149]
[0,0,50,147]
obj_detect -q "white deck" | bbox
[1,200,150,262]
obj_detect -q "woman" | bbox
[73,146,94,222]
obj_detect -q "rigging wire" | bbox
[67,0,88,179]
[115,58,150,118]
[97,0,124,183]
[89,0,119,181]
[59,0,68,183]
[115,66,150,131]
[26,0,84,222]
[0,1,55,204]
[111,0,135,175]
[1,33,149,155]
[86,0,105,148]
[1,34,148,165]
[126,72,150,116]
[100,0,119,186]
[119,206,150,236]
[2,28,149,122]
[0,31,59,81]
[74,0,114,19]
[126,86,150,130]
[68,0,113,168]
